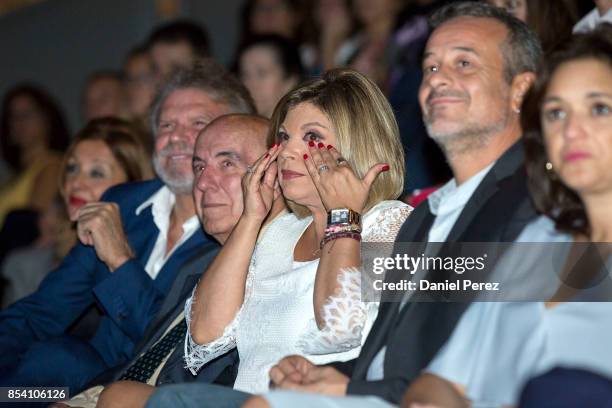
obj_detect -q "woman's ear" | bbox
[511,71,537,114]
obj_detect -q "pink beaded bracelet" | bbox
[320,231,361,249]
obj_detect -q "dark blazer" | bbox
[90,246,239,388]
[342,142,538,403]
[0,179,216,372]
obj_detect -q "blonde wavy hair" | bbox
[268,68,405,217]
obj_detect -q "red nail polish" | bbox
[265,153,270,159]
[381,164,390,172]
[272,143,278,148]
[308,141,315,147]
[303,154,309,159]
[317,142,324,149]
[327,144,333,150]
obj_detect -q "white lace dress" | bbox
[184,200,411,393]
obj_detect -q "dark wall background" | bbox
[0,0,243,133]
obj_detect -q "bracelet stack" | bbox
[320,209,362,249]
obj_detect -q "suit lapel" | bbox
[125,205,158,270]
[117,246,219,380]
[353,203,435,378]
[142,247,218,345]
[382,141,527,380]
[446,141,523,242]
[154,245,219,320]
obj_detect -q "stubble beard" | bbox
[424,107,511,160]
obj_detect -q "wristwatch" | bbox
[327,208,361,226]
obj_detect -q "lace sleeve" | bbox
[298,202,412,355]
[182,288,239,374]
[183,262,256,375]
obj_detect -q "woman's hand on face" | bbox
[303,142,389,213]
[241,144,281,223]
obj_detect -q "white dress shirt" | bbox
[135,186,200,280]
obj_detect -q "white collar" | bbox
[135,185,199,234]
[135,185,175,217]
[573,7,612,33]
[428,162,495,216]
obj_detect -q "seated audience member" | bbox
[0,84,70,276]
[317,0,417,88]
[315,0,451,193]
[147,20,210,81]
[486,0,578,52]
[82,71,130,121]
[1,196,69,308]
[237,34,303,118]
[0,60,255,392]
[0,84,69,229]
[239,2,541,406]
[50,114,274,408]
[573,0,612,33]
[238,0,317,73]
[399,24,612,407]
[123,44,158,144]
[146,68,411,407]
[1,117,153,308]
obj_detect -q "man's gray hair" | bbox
[430,1,542,83]
[150,58,256,134]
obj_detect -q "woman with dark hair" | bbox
[0,84,70,226]
[1,117,153,307]
[238,34,304,117]
[239,0,318,72]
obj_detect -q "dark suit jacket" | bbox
[341,142,538,403]
[0,179,216,372]
[89,246,239,388]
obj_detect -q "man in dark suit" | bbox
[53,114,280,407]
[245,2,544,406]
[0,60,255,392]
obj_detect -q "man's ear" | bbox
[510,71,536,113]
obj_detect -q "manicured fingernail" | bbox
[381,164,390,171]
[303,154,309,159]
[327,144,333,150]
[308,141,315,147]
[271,143,278,148]
[265,153,270,159]
[317,142,324,149]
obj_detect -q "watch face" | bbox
[331,210,348,224]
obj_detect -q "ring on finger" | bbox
[318,164,330,174]
[246,166,254,174]
[337,157,348,166]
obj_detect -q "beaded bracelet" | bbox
[320,231,361,249]
[324,223,362,235]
